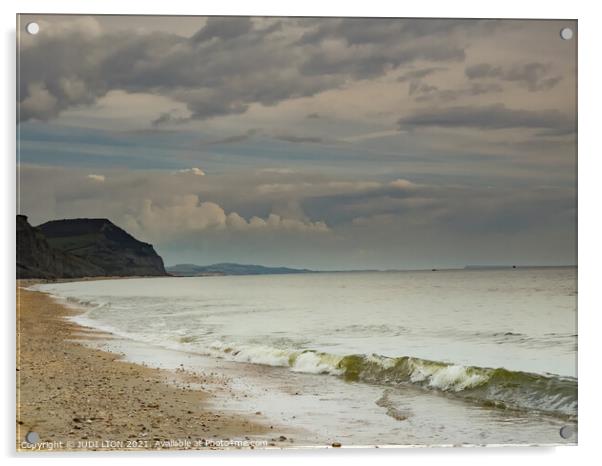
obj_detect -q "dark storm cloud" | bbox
[465,62,562,92]
[19,17,475,123]
[398,104,575,133]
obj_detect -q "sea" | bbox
[33,267,577,446]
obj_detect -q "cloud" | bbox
[124,195,330,240]
[398,104,575,133]
[206,129,258,145]
[19,82,59,121]
[204,129,327,146]
[397,64,502,103]
[87,174,105,182]
[257,183,298,194]
[302,176,575,238]
[258,168,296,175]
[273,134,327,144]
[297,18,491,46]
[19,164,576,268]
[18,17,477,123]
[232,213,330,234]
[411,82,503,103]
[299,42,465,80]
[176,167,206,176]
[465,62,562,92]
[151,110,189,127]
[341,130,401,143]
[408,81,438,96]
[389,179,418,190]
[326,181,382,191]
[190,17,253,43]
[397,66,447,82]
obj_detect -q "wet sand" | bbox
[16,283,273,451]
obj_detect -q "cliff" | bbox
[38,218,167,277]
[17,215,167,279]
[17,215,104,279]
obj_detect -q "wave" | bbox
[335,353,577,419]
[33,287,577,421]
[207,342,576,419]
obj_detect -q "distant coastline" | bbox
[165,262,577,277]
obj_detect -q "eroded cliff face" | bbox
[17,215,167,279]
[17,215,104,279]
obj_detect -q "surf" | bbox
[205,341,577,420]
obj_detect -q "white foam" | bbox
[290,351,342,374]
[425,365,488,392]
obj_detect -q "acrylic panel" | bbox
[16,15,577,451]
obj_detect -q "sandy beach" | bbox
[16,283,275,451]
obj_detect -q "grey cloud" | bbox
[151,110,188,127]
[205,129,327,145]
[273,134,327,144]
[465,62,562,92]
[398,104,575,133]
[303,182,427,225]
[297,18,495,46]
[300,44,464,79]
[412,82,503,103]
[151,112,174,127]
[190,17,253,42]
[206,129,259,145]
[408,81,438,96]
[19,17,471,122]
[303,179,575,237]
[397,67,447,82]
[465,63,499,79]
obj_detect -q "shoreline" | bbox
[16,283,287,451]
[17,277,577,448]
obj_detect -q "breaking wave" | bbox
[206,341,577,419]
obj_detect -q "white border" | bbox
[2,1,601,465]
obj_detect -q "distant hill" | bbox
[17,215,167,279]
[166,263,313,277]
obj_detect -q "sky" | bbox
[17,15,577,269]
